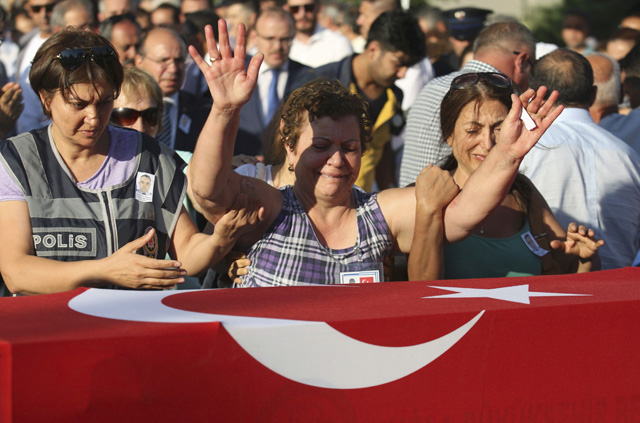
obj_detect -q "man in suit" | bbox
[135,27,211,152]
[236,7,316,156]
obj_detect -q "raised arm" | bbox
[186,20,266,224]
[442,86,564,242]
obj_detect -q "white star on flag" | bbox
[423,285,591,304]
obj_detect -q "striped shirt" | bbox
[241,186,393,287]
[399,60,500,187]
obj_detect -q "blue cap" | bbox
[444,7,492,41]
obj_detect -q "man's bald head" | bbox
[135,27,187,96]
[587,53,621,107]
[531,48,594,109]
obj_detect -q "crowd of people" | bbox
[0,0,637,295]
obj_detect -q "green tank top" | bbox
[444,220,542,279]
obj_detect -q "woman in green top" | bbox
[416,72,603,279]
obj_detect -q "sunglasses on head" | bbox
[451,72,513,90]
[56,46,117,71]
[30,3,55,13]
[289,3,315,14]
[111,107,161,127]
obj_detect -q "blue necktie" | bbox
[158,99,173,147]
[265,68,280,126]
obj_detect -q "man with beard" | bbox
[285,0,352,68]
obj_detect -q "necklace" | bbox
[293,189,362,263]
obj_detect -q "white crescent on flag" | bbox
[68,289,484,389]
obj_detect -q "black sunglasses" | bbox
[56,46,117,71]
[289,4,315,14]
[451,72,513,90]
[30,3,55,13]
[111,107,161,127]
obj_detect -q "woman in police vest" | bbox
[0,29,258,295]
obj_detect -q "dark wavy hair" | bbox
[279,78,372,154]
[367,10,426,67]
[440,77,513,144]
[29,28,123,118]
[440,77,533,213]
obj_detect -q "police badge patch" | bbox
[143,226,158,258]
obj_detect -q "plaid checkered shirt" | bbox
[241,186,393,287]
[399,60,500,187]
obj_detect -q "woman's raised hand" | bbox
[497,86,564,162]
[101,228,186,289]
[188,20,263,111]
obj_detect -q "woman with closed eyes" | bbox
[411,72,604,279]
[188,21,564,287]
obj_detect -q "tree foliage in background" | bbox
[526,0,640,47]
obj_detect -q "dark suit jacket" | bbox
[236,59,317,156]
[173,90,212,153]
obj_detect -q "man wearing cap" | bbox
[443,7,491,70]
[399,21,536,186]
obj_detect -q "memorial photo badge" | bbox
[135,172,155,203]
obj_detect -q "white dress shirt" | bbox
[257,61,289,122]
[289,24,353,68]
[520,108,640,269]
[598,108,640,158]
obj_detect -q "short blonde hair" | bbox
[120,67,164,130]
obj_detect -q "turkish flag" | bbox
[1,268,640,422]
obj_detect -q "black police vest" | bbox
[0,126,186,262]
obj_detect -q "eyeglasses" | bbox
[256,33,294,45]
[30,3,56,13]
[288,3,315,14]
[56,46,117,70]
[111,107,161,127]
[451,72,513,90]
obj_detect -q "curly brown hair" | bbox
[279,78,372,154]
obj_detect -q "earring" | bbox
[288,162,294,172]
